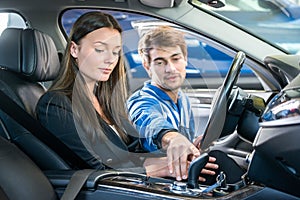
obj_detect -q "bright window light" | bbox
[0,13,8,35]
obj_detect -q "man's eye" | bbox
[172,57,181,62]
[154,61,165,66]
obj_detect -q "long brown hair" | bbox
[50,11,129,143]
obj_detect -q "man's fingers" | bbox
[208,156,216,162]
[205,162,219,170]
[179,152,188,180]
[165,133,202,181]
[191,145,200,157]
[167,147,174,174]
[193,135,203,148]
[172,150,183,181]
[188,145,201,161]
[174,160,182,181]
[200,168,216,175]
[198,176,206,182]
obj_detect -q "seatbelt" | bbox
[61,169,96,200]
[0,89,90,169]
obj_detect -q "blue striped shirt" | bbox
[127,81,195,152]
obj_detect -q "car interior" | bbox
[1,0,300,200]
[0,26,299,200]
[0,28,72,170]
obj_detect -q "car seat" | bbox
[0,28,70,170]
[0,135,57,200]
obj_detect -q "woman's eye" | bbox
[95,48,105,53]
[113,51,120,56]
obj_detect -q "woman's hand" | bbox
[144,157,175,178]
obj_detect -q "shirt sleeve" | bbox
[127,92,179,152]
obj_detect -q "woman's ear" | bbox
[70,41,78,58]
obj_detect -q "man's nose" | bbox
[165,61,176,72]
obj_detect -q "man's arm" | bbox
[127,92,177,152]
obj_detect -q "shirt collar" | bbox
[143,80,182,102]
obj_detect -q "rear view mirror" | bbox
[139,0,183,8]
[195,0,225,8]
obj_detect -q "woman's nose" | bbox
[104,51,118,64]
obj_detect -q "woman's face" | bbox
[70,27,121,84]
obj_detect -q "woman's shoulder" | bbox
[38,90,71,108]
[35,90,72,120]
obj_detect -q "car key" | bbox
[202,171,226,193]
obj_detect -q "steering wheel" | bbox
[199,51,246,151]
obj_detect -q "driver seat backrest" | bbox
[0,28,70,170]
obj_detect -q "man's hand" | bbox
[193,134,203,149]
[161,131,200,181]
[143,156,218,182]
[198,156,218,182]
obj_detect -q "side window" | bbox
[0,12,27,35]
[61,9,261,92]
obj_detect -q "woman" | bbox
[36,11,217,179]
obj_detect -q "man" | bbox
[127,26,217,181]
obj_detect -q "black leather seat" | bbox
[0,136,58,200]
[0,28,70,170]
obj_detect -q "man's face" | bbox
[145,46,187,92]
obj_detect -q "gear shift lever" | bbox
[187,153,209,189]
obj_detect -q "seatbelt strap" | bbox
[61,169,96,200]
[0,89,90,169]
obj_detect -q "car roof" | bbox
[0,0,286,63]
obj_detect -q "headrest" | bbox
[0,28,60,82]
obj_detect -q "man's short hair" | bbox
[138,25,187,64]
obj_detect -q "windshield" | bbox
[190,0,300,55]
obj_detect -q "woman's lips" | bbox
[99,68,112,74]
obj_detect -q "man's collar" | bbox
[144,81,182,102]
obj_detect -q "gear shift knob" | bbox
[187,153,209,189]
